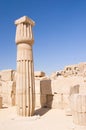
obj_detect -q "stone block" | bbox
[0,81,16,107]
[35,94,46,108]
[71,94,86,126]
[35,79,51,94]
[40,94,47,107]
[51,77,80,95]
[46,94,63,109]
[34,71,45,77]
[0,97,2,108]
[40,79,51,94]
[35,80,41,94]
[51,79,71,94]
[71,94,86,112]
[70,85,79,96]
[0,70,15,81]
[46,94,53,108]
[52,94,62,109]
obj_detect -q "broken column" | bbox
[71,94,86,130]
[15,16,35,116]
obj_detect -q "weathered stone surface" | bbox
[40,79,51,94]
[46,94,62,109]
[35,80,41,94]
[70,85,79,96]
[34,71,45,77]
[0,81,16,107]
[0,97,2,108]
[35,76,80,109]
[35,93,46,108]
[71,94,86,126]
[51,77,80,94]
[35,79,51,94]
[15,16,35,44]
[0,69,15,81]
[15,16,35,26]
[47,93,70,109]
[50,62,86,78]
[35,79,51,108]
[15,16,35,116]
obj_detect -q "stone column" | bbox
[70,94,86,130]
[15,16,35,116]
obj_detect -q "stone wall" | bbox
[46,77,80,109]
[0,66,86,111]
[0,69,15,81]
[0,70,16,107]
[35,72,51,108]
[50,62,86,78]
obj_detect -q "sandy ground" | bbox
[0,107,74,130]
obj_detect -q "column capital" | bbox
[15,16,35,26]
[15,16,35,45]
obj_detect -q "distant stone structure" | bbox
[0,70,16,107]
[50,62,86,78]
[15,16,35,116]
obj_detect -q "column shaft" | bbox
[15,16,35,116]
[16,59,35,116]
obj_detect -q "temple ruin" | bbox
[0,16,86,129]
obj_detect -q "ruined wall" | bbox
[0,63,86,110]
[0,70,16,107]
[35,71,51,108]
[50,62,86,78]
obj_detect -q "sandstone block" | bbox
[40,79,51,94]
[0,81,16,107]
[71,94,86,112]
[70,85,79,96]
[0,70,15,81]
[35,80,41,94]
[71,94,86,126]
[35,79,51,94]
[34,71,45,77]
[0,97,2,108]
[46,94,63,109]
[51,79,79,94]
[35,94,46,108]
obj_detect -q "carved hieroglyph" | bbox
[15,16,35,116]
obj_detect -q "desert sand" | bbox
[0,106,74,130]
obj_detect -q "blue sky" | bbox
[0,0,86,75]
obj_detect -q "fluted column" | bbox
[70,94,86,130]
[15,16,35,116]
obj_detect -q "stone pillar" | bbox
[70,94,86,130]
[15,16,35,116]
